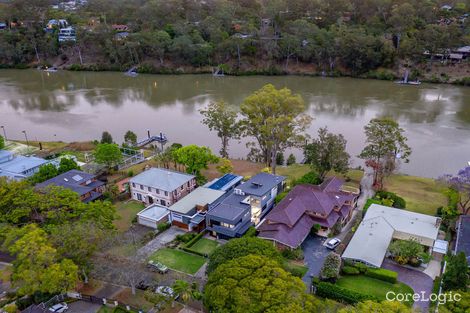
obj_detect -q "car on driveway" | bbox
[147,260,168,274]
[49,303,68,313]
[325,238,341,250]
[155,286,177,299]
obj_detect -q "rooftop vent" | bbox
[252,182,263,188]
[64,178,69,182]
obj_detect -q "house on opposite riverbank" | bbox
[206,172,285,239]
[257,177,359,249]
[130,168,196,207]
[0,149,50,180]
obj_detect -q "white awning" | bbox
[433,239,448,254]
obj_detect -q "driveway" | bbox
[67,301,101,313]
[382,259,433,311]
[301,235,330,287]
[137,227,186,259]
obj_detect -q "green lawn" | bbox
[114,201,145,232]
[149,248,206,275]
[385,174,448,215]
[189,238,219,255]
[336,275,414,306]
[285,261,309,277]
[277,164,363,189]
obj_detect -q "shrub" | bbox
[353,262,368,274]
[176,233,196,243]
[3,303,17,313]
[342,266,360,275]
[286,266,305,278]
[363,198,381,217]
[183,232,205,248]
[374,191,406,209]
[15,297,33,310]
[293,171,321,186]
[243,226,257,237]
[320,252,342,282]
[127,170,134,177]
[365,268,398,284]
[281,247,304,260]
[275,191,288,204]
[389,239,423,264]
[286,154,296,166]
[315,281,379,304]
[157,222,170,232]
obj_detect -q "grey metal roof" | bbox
[207,193,249,221]
[0,150,48,174]
[237,173,285,197]
[130,168,195,191]
[36,170,104,196]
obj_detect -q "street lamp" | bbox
[0,126,6,141]
[22,130,29,148]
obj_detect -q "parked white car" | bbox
[155,286,177,299]
[325,238,341,250]
[48,303,68,313]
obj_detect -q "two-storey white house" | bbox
[129,168,196,207]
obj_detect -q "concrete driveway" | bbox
[301,235,330,287]
[137,226,186,259]
[67,301,102,313]
[382,259,433,311]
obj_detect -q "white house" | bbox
[129,168,196,207]
[342,204,442,267]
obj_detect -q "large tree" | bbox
[94,143,122,168]
[441,166,470,215]
[199,101,240,158]
[358,118,411,190]
[100,131,113,144]
[207,237,282,274]
[339,300,413,313]
[0,135,4,149]
[124,130,138,145]
[174,145,219,183]
[204,255,321,313]
[3,224,79,296]
[240,84,312,174]
[304,127,350,180]
[442,252,469,291]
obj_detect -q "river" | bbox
[1,69,469,178]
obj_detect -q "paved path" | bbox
[382,259,433,311]
[138,227,185,259]
[67,301,102,313]
[357,167,375,211]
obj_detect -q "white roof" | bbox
[137,204,169,221]
[433,239,448,254]
[342,204,440,267]
[168,187,225,215]
[130,168,195,192]
[457,46,470,53]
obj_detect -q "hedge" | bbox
[315,281,380,304]
[342,266,360,275]
[353,262,368,274]
[365,268,398,284]
[180,232,208,257]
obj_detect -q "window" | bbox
[140,184,144,190]
[132,183,135,188]
[148,187,152,192]
[221,222,235,229]
[181,185,184,190]
[164,191,168,196]
[187,182,190,188]
[136,193,142,201]
[156,189,160,194]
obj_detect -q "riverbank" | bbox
[4,59,470,86]
[7,139,448,216]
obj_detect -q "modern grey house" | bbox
[206,172,285,239]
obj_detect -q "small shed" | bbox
[137,204,169,229]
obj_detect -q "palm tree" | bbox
[172,280,202,305]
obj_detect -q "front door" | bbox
[148,196,154,204]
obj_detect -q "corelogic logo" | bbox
[386,291,462,304]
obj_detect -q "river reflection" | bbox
[1,69,470,177]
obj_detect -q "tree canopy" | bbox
[94,143,122,168]
[204,255,321,313]
[0,135,4,149]
[359,118,411,190]
[124,130,138,145]
[206,236,282,274]
[174,145,219,183]
[100,131,113,144]
[442,252,469,291]
[199,101,240,158]
[304,127,350,179]
[240,84,312,173]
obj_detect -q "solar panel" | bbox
[72,174,83,182]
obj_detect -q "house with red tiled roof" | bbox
[258,177,359,249]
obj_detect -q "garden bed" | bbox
[148,248,206,275]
